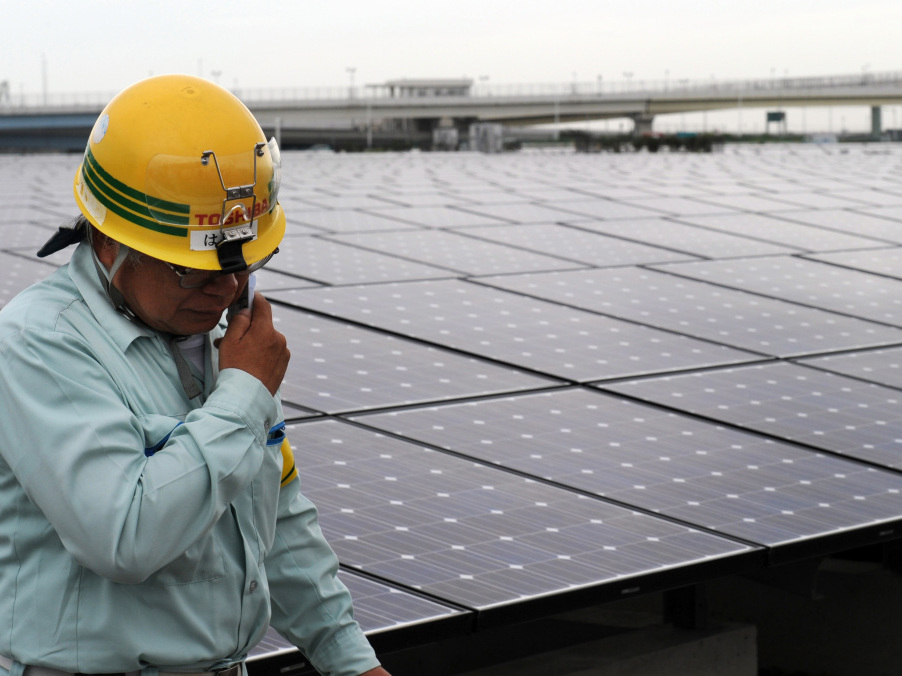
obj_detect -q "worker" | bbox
[0,74,390,676]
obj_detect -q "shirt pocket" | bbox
[144,534,227,586]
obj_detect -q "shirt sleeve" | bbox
[0,327,277,583]
[265,477,382,676]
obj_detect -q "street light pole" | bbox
[347,67,356,99]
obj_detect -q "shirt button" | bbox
[249,580,258,593]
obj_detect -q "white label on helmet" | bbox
[189,221,259,251]
[93,114,110,144]
[77,173,108,225]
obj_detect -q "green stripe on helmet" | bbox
[86,147,190,219]
[81,161,188,238]
[81,148,194,237]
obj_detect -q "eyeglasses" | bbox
[164,248,278,289]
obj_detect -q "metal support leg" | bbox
[664,583,708,630]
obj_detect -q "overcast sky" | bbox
[6,0,902,96]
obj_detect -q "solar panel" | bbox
[8,146,902,669]
[454,223,697,267]
[672,213,890,251]
[857,205,902,224]
[480,266,902,357]
[247,569,469,662]
[271,305,559,414]
[654,255,902,325]
[683,194,808,214]
[780,209,902,241]
[0,251,61,310]
[293,209,425,233]
[353,387,902,560]
[292,194,406,211]
[603,362,902,470]
[355,205,510,228]
[286,418,757,614]
[759,191,874,210]
[270,235,452,284]
[618,196,731,217]
[324,228,586,276]
[544,198,664,221]
[807,248,902,280]
[573,217,796,259]
[254,267,321,292]
[269,279,760,381]
[799,346,902,390]
[454,202,582,224]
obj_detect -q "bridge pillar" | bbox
[630,114,655,135]
[871,106,882,139]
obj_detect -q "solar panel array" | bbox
[5,145,902,664]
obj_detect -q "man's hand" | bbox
[215,292,290,396]
[359,668,391,676]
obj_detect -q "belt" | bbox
[0,655,243,676]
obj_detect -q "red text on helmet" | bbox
[195,198,270,225]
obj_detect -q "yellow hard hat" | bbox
[73,74,285,271]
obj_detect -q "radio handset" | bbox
[227,273,256,322]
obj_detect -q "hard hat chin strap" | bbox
[89,234,136,320]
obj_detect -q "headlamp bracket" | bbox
[201,142,267,273]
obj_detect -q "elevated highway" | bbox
[246,71,902,131]
[2,71,902,151]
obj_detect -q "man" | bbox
[0,75,390,676]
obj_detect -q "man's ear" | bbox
[91,231,120,270]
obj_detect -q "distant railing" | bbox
[3,71,902,110]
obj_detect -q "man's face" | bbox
[111,252,245,335]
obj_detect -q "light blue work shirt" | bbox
[0,241,380,676]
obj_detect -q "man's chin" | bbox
[179,310,227,334]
